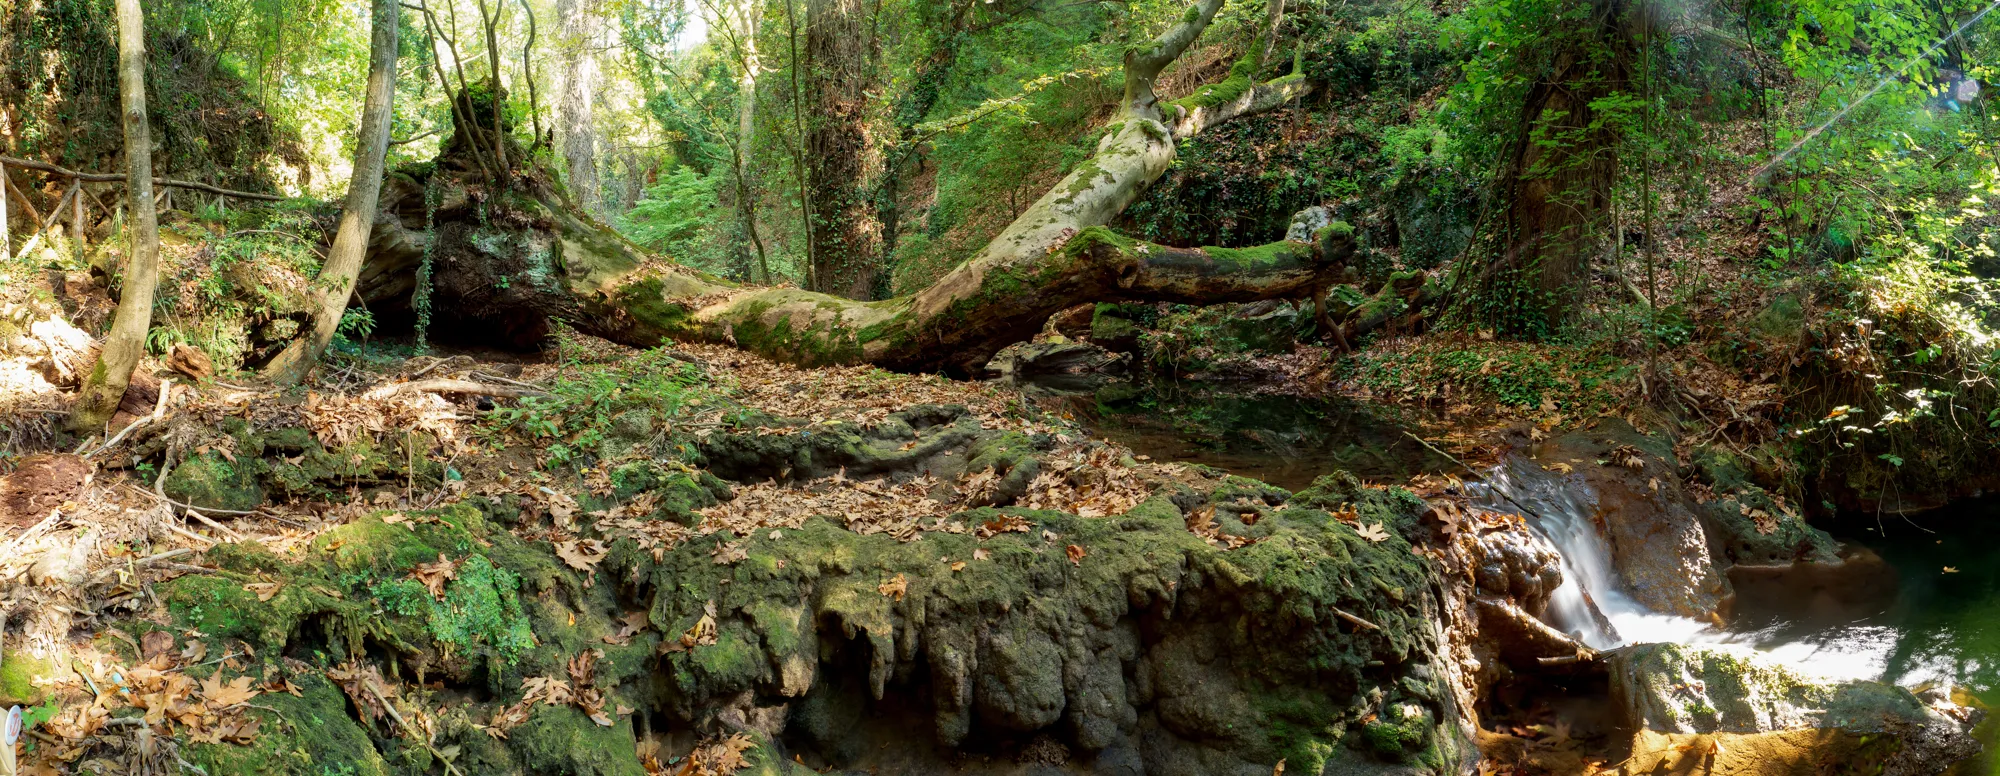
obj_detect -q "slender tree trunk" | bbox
[803,0,882,299]
[476,0,509,177]
[71,0,160,432]
[518,0,544,147]
[876,3,970,270]
[261,0,399,384]
[556,0,602,214]
[733,0,770,281]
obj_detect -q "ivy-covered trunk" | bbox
[803,0,883,300]
[1472,0,1635,336]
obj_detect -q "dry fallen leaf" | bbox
[1357,523,1391,543]
[200,673,261,707]
[410,553,459,599]
[244,582,282,602]
[878,573,908,601]
[1065,544,1087,566]
[557,539,608,573]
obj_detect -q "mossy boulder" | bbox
[1609,643,1978,774]
[606,470,1468,774]
[162,450,268,511]
[184,673,393,776]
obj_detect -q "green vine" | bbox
[415,175,441,349]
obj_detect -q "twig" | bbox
[1403,431,1547,521]
[168,652,244,674]
[365,678,466,776]
[163,521,217,548]
[466,371,547,391]
[183,508,246,542]
[89,547,195,584]
[1,509,65,553]
[12,182,77,260]
[387,129,441,146]
[1331,606,1380,630]
[405,356,454,379]
[125,483,262,516]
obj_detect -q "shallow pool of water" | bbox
[1056,380,1453,490]
[1726,502,2000,701]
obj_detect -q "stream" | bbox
[1053,378,2000,751]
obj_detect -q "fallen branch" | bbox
[183,507,246,542]
[362,378,548,400]
[88,547,194,584]
[0,155,286,202]
[1,509,65,553]
[125,482,263,516]
[365,677,466,776]
[12,182,77,260]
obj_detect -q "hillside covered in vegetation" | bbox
[4,0,2000,773]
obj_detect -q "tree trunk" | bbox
[1475,0,1633,335]
[556,0,602,216]
[803,0,882,299]
[70,0,161,433]
[260,0,399,384]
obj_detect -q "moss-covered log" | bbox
[354,0,1319,374]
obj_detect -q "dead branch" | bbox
[361,378,549,400]
[0,155,286,202]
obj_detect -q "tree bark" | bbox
[556,0,602,216]
[803,0,883,299]
[260,0,399,384]
[71,0,162,433]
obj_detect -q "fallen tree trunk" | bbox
[356,0,1324,375]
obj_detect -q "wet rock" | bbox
[1462,521,1563,619]
[1609,643,1980,775]
[1726,545,1899,627]
[1689,446,1840,567]
[612,477,1469,775]
[1285,205,1334,243]
[1220,301,1312,353]
[1533,421,1731,619]
[1089,303,1149,352]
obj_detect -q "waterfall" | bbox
[1469,457,1719,650]
[1468,457,1898,682]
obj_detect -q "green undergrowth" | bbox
[1342,336,1629,415]
[482,339,737,469]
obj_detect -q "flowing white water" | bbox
[1469,457,1899,684]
